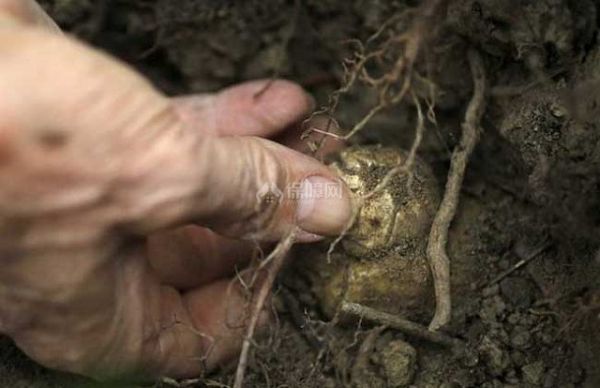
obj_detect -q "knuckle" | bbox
[227,138,293,239]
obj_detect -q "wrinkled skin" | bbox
[0,0,351,381]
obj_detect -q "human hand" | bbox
[0,0,351,380]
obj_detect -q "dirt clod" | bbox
[522,360,545,386]
[377,339,417,387]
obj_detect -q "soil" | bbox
[5,0,599,387]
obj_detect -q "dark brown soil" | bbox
[6,1,599,387]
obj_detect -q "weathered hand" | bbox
[0,0,351,380]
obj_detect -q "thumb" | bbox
[0,25,352,242]
[189,134,353,241]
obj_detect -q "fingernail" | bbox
[296,176,352,236]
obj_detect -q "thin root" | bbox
[426,48,486,331]
[341,302,464,349]
[233,230,297,388]
[302,0,446,149]
[487,241,551,287]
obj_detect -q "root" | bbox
[426,49,486,331]
[341,302,464,349]
[233,2,450,385]
[233,230,296,388]
[486,241,551,287]
[323,90,426,267]
[302,0,446,151]
[364,92,426,198]
[310,0,446,264]
[280,286,324,350]
[351,325,386,385]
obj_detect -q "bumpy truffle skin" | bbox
[330,145,440,256]
[307,146,440,320]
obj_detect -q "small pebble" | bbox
[379,339,417,387]
[500,277,537,309]
[505,368,520,384]
[522,361,545,385]
[510,350,526,365]
[479,336,511,376]
[507,313,521,325]
[543,374,556,388]
[511,330,531,350]
[482,284,500,298]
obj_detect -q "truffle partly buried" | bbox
[305,145,440,320]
